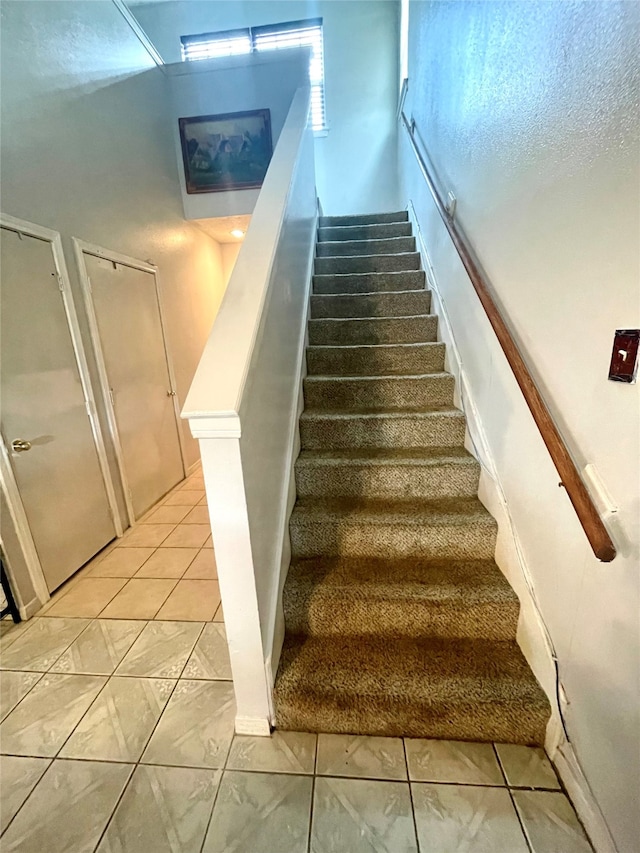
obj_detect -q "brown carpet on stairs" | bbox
[273,210,550,745]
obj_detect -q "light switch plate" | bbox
[608,329,639,383]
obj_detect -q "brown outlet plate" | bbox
[608,329,639,383]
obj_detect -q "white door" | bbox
[83,253,184,519]
[0,227,116,592]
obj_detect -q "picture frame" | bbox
[178,109,273,194]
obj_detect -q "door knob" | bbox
[166,390,176,397]
[11,439,32,453]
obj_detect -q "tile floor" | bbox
[0,470,594,852]
[35,469,221,623]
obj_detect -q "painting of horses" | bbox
[179,109,273,194]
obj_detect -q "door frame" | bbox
[73,239,187,527]
[0,214,122,609]
[0,435,49,614]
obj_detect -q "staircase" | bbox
[273,210,550,744]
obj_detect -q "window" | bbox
[181,19,327,132]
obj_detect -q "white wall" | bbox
[0,0,228,470]
[0,0,229,603]
[400,2,639,850]
[131,0,401,215]
[221,242,242,283]
[166,50,309,219]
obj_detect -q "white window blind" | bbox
[181,19,327,132]
[181,28,252,60]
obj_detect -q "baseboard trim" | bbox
[548,736,618,853]
[18,597,42,621]
[235,715,271,737]
[187,459,201,476]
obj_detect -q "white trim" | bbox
[51,232,123,537]
[74,240,136,526]
[74,240,157,274]
[74,239,187,524]
[0,214,120,602]
[111,0,165,68]
[187,414,241,439]
[550,737,618,853]
[408,201,614,853]
[265,216,317,690]
[187,459,202,476]
[235,716,271,737]
[152,270,190,473]
[21,597,43,620]
[0,435,49,608]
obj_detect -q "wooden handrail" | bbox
[401,111,616,562]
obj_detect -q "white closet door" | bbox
[0,227,115,591]
[84,254,184,518]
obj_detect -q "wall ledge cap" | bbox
[184,411,241,439]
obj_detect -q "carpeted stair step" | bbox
[299,406,467,450]
[295,447,479,500]
[307,342,445,377]
[316,236,416,257]
[310,290,431,319]
[315,252,421,276]
[309,315,437,346]
[276,208,551,746]
[313,270,426,294]
[303,373,455,411]
[273,634,550,744]
[290,496,497,560]
[319,222,412,242]
[283,557,519,640]
[319,211,408,227]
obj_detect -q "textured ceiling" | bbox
[193,214,251,244]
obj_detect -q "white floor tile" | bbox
[513,790,593,853]
[0,618,90,672]
[317,733,407,780]
[203,770,312,853]
[0,759,132,853]
[412,782,528,853]
[49,619,145,675]
[142,680,235,769]
[183,623,231,679]
[0,755,51,833]
[0,670,42,721]
[405,738,504,785]
[97,764,220,853]
[311,776,417,853]
[60,677,175,762]
[0,673,106,757]
[495,743,560,789]
[226,731,317,775]
[115,621,202,678]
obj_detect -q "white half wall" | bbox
[400,2,639,850]
[185,88,317,732]
[130,0,401,215]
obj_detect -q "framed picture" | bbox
[178,109,273,194]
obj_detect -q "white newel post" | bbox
[195,429,272,736]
